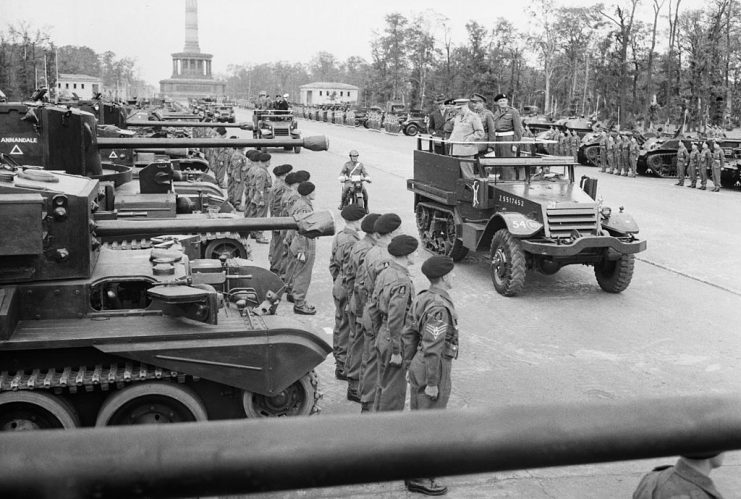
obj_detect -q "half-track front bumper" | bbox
[521,236,646,257]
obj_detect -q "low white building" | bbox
[299,82,359,106]
[56,73,101,100]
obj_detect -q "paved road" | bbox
[232,110,741,498]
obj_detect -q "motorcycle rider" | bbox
[339,149,371,210]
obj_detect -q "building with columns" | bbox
[159,0,225,99]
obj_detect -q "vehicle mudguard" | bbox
[495,213,543,237]
[602,212,639,234]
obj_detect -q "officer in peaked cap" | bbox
[428,94,449,142]
[470,93,495,155]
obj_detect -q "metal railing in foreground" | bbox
[1,395,739,499]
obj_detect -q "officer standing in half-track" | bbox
[469,93,495,156]
[370,234,418,412]
[403,255,459,497]
[268,164,293,274]
[675,141,689,186]
[330,205,366,381]
[357,214,402,412]
[345,213,381,403]
[491,93,523,158]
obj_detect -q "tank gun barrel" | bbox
[97,136,329,151]
[94,211,335,239]
[125,120,253,130]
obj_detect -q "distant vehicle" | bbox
[401,109,428,136]
[214,106,235,123]
[252,110,303,153]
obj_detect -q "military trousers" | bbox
[699,163,709,187]
[600,149,608,172]
[288,239,315,306]
[373,327,407,412]
[227,178,244,209]
[268,230,283,274]
[345,310,363,392]
[211,163,228,189]
[494,136,515,159]
[676,161,687,184]
[621,153,630,175]
[332,278,351,370]
[687,163,697,186]
[408,356,452,411]
[712,163,722,189]
[245,203,268,239]
[629,155,637,177]
[359,311,379,406]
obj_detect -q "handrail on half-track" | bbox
[0,395,739,499]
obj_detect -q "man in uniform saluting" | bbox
[403,255,458,497]
[491,93,522,159]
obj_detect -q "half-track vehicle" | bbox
[0,169,335,430]
[252,110,303,153]
[407,138,647,296]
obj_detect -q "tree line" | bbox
[225,0,740,132]
[0,22,153,102]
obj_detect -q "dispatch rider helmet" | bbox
[349,149,359,158]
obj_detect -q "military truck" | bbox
[0,168,335,429]
[407,139,647,296]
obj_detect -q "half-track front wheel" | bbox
[95,382,208,426]
[490,229,526,296]
[594,254,635,293]
[0,391,79,431]
[203,238,248,259]
[242,372,317,417]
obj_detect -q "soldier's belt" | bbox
[495,131,515,136]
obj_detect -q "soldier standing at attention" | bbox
[448,99,484,159]
[442,99,458,142]
[621,135,631,176]
[370,234,418,412]
[245,152,272,244]
[599,131,609,172]
[209,127,229,188]
[491,93,523,158]
[427,96,449,154]
[227,147,248,210]
[628,136,639,178]
[268,164,292,274]
[687,143,700,188]
[699,142,711,190]
[358,214,403,412]
[330,204,366,381]
[711,142,724,192]
[279,170,311,298]
[570,130,580,163]
[469,93,495,156]
[345,213,381,403]
[612,134,622,175]
[287,181,318,315]
[403,255,458,497]
[675,141,689,186]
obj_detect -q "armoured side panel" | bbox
[0,104,43,166]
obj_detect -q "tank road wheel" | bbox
[242,372,317,417]
[95,382,208,426]
[594,254,635,293]
[203,238,248,259]
[0,391,79,431]
[489,229,526,296]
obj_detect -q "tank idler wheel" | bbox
[594,254,635,293]
[0,391,79,431]
[242,372,316,417]
[203,238,248,259]
[489,229,526,296]
[96,382,208,426]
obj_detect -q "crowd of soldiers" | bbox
[674,139,725,192]
[594,130,642,177]
[329,206,459,496]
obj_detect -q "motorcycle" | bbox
[339,174,371,212]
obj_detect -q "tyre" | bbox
[242,372,317,417]
[489,229,526,296]
[96,382,207,426]
[0,391,79,431]
[594,254,635,293]
[203,238,248,259]
[404,123,419,136]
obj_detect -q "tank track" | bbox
[640,152,677,177]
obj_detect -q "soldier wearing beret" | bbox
[491,93,522,160]
[244,152,272,244]
[330,204,366,380]
[286,181,317,314]
[687,142,700,188]
[227,147,248,210]
[711,142,724,192]
[369,234,418,412]
[268,164,293,273]
[279,170,311,295]
[345,213,381,403]
[675,141,689,186]
[402,255,457,496]
[699,142,711,190]
[357,213,403,412]
[633,452,726,499]
[209,127,230,189]
[470,93,496,156]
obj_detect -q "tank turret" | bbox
[0,169,334,429]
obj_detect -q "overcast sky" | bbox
[4,0,707,87]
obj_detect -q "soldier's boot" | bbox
[346,380,361,403]
[405,478,448,496]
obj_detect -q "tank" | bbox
[0,169,335,430]
[0,102,329,259]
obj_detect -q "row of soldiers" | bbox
[541,127,581,162]
[329,208,459,494]
[597,131,641,177]
[675,140,725,192]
